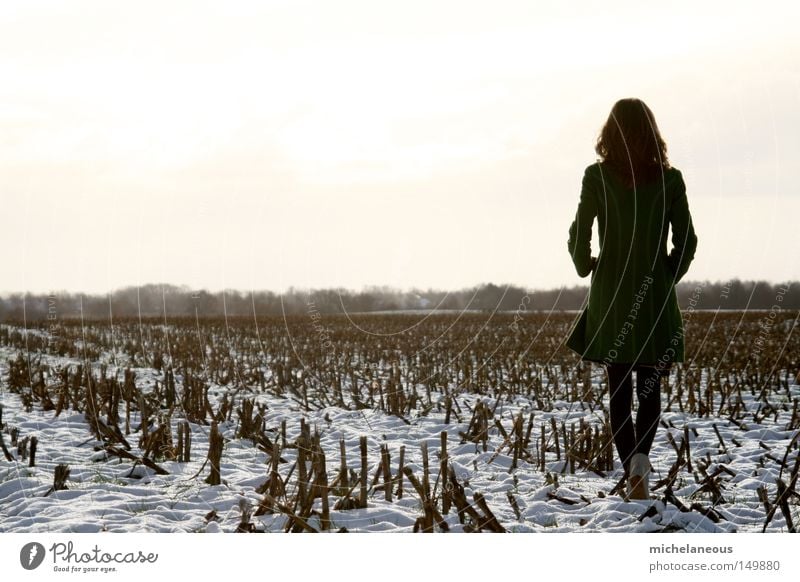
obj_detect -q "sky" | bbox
[1,0,799,296]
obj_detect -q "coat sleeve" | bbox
[666,170,698,283]
[568,166,597,278]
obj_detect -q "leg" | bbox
[634,365,662,457]
[605,363,636,475]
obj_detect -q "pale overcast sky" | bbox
[1,0,798,295]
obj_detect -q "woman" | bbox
[565,98,698,501]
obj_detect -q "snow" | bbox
[0,343,797,533]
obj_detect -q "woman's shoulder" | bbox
[584,161,603,181]
[594,161,681,184]
[666,166,684,188]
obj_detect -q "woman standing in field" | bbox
[565,98,698,501]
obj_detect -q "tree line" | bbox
[0,279,796,322]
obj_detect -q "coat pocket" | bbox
[660,253,675,278]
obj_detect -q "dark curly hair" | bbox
[595,98,670,190]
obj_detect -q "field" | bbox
[1,308,799,533]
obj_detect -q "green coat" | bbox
[565,161,698,371]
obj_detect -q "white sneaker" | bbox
[628,453,651,500]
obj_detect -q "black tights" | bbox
[605,363,663,475]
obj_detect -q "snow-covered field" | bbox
[0,343,797,533]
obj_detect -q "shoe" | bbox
[628,453,651,500]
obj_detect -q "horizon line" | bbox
[0,276,793,299]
